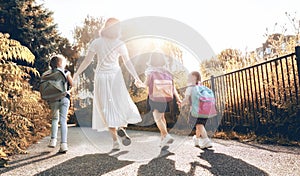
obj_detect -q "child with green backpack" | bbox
[40,54,73,153]
[181,71,216,149]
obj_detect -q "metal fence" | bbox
[203,46,300,133]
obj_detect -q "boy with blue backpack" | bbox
[181,71,217,149]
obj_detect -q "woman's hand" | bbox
[134,79,146,88]
[176,99,182,108]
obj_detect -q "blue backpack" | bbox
[191,85,217,118]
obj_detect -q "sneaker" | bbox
[200,138,213,149]
[112,140,120,150]
[193,135,200,147]
[48,139,57,148]
[117,128,131,146]
[160,134,174,148]
[59,143,68,153]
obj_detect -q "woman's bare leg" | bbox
[109,127,118,141]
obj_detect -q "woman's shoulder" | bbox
[91,37,104,44]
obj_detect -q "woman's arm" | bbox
[119,43,141,82]
[73,51,95,80]
[121,54,140,81]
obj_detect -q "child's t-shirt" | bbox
[183,85,195,106]
[184,86,193,97]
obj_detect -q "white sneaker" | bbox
[112,140,120,150]
[160,134,174,148]
[193,135,200,147]
[59,143,68,153]
[200,138,213,149]
[48,139,57,148]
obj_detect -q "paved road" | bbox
[1,127,299,176]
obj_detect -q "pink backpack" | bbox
[148,70,174,102]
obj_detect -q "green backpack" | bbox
[39,69,68,102]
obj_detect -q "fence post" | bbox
[296,46,300,85]
[296,46,300,106]
[210,75,215,93]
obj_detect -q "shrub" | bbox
[0,33,51,157]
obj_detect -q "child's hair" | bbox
[191,71,201,85]
[147,51,168,67]
[49,54,65,69]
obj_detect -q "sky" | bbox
[39,0,300,71]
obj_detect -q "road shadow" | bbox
[241,142,300,156]
[35,151,133,176]
[197,149,269,176]
[0,151,61,174]
[137,149,197,176]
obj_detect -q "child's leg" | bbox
[195,124,201,138]
[196,124,208,139]
[153,109,168,138]
[59,97,70,144]
[162,114,167,129]
[50,102,60,140]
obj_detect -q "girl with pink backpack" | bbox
[143,51,181,148]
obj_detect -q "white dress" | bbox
[87,37,142,131]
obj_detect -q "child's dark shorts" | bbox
[188,113,208,128]
[147,96,170,113]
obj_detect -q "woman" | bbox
[73,18,143,150]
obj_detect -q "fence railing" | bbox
[203,46,300,134]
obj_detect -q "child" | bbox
[43,54,73,153]
[181,71,212,149]
[143,51,181,148]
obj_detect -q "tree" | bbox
[0,0,79,83]
[73,15,105,53]
[72,16,105,108]
[200,48,251,79]
[200,12,300,79]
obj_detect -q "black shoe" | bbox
[117,128,131,146]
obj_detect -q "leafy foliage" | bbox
[0,0,79,88]
[0,33,51,158]
[73,16,105,53]
[201,12,300,80]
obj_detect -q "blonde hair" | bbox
[101,18,121,39]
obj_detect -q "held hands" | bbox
[177,99,182,108]
[134,79,146,88]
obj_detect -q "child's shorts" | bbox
[146,96,170,113]
[188,113,208,128]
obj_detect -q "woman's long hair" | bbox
[101,18,121,40]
